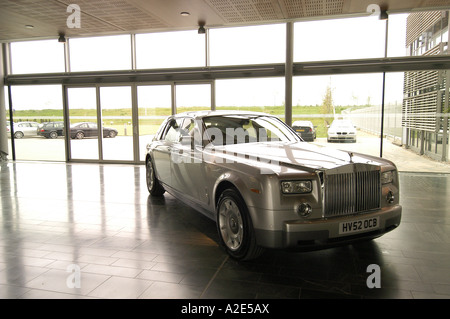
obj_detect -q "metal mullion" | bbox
[131,83,140,163]
[96,85,103,161]
[62,85,71,161]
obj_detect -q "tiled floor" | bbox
[0,161,449,299]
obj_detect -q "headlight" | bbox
[381,171,394,184]
[281,180,312,194]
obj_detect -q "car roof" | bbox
[292,120,313,125]
[173,110,274,119]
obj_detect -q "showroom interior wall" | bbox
[2,11,450,165]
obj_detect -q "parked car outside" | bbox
[38,121,65,139]
[6,122,14,135]
[13,121,40,138]
[292,120,316,141]
[70,122,118,139]
[327,119,357,143]
[145,111,402,260]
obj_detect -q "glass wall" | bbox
[294,16,386,62]
[209,24,285,66]
[9,85,64,161]
[137,85,172,161]
[292,74,384,155]
[136,30,205,69]
[69,35,132,72]
[175,83,211,112]
[4,11,450,170]
[100,86,133,161]
[10,40,65,74]
[216,78,284,115]
[67,87,98,160]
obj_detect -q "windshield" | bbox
[202,115,300,146]
[331,120,354,128]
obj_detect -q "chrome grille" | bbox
[324,169,380,217]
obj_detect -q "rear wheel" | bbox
[146,157,165,196]
[49,131,58,139]
[216,188,264,261]
[75,131,84,139]
[14,131,24,139]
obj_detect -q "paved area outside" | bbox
[312,131,450,174]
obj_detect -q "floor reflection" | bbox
[0,162,449,299]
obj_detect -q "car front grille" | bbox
[323,168,380,217]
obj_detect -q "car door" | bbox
[87,123,98,137]
[152,117,184,189]
[20,123,32,136]
[27,122,39,136]
[170,118,207,203]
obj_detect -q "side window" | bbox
[180,118,195,136]
[163,118,184,143]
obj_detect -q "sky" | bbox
[7,13,409,110]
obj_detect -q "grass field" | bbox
[9,105,355,137]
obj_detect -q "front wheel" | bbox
[146,157,165,196]
[216,189,264,261]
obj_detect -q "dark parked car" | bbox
[292,120,316,141]
[38,121,64,139]
[70,122,118,139]
[145,111,402,260]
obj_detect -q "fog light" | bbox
[386,191,394,204]
[297,203,312,217]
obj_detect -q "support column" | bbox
[0,43,8,162]
[285,22,293,126]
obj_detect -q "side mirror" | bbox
[180,135,193,145]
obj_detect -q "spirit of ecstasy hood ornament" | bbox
[349,152,354,163]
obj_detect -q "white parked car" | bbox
[327,119,357,143]
[13,121,40,138]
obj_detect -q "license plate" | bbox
[339,217,379,235]
[296,129,305,132]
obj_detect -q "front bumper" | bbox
[328,134,356,142]
[254,205,401,250]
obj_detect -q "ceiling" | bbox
[1,0,450,42]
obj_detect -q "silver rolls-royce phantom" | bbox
[145,111,402,260]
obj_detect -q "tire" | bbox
[146,157,165,196]
[49,131,58,139]
[14,131,24,139]
[216,188,264,261]
[75,131,84,139]
[108,130,117,138]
